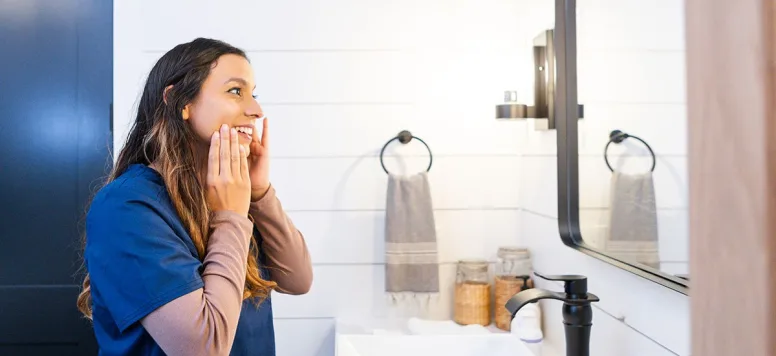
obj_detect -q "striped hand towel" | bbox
[384,172,440,298]
[605,171,660,269]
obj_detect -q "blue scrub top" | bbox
[84,163,275,356]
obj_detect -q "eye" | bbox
[228,87,242,96]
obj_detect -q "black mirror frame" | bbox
[553,0,689,295]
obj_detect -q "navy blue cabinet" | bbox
[0,0,112,354]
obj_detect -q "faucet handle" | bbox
[534,272,589,296]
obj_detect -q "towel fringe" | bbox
[385,292,440,318]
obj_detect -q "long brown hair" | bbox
[76,38,276,319]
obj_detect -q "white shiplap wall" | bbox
[114,0,690,355]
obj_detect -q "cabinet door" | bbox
[0,0,112,355]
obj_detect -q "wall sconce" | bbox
[496,29,584,130]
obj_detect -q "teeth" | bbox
[235,126,253,136]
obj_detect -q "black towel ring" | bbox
[379,130,433,175]
[604,130,656,172]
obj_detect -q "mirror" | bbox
[555,0,688,294]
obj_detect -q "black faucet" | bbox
[505,272,600,356]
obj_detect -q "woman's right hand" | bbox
[206,124,251,217]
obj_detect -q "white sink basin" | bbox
[337,334,533,356]
[335,318,536,356]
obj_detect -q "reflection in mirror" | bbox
[575,1,688,282]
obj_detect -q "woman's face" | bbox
[183,54,263,152]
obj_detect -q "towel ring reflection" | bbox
[379,130,433,175]
[604,130,656,172]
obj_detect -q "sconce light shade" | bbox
[496,90,529,118]
[496,103,529,118]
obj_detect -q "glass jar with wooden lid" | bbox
[453,259,491,326]
[494,247,533,330]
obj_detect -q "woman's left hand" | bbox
[248,117,271,201]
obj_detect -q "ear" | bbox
[182,104,191,120]
[163,85,174,105]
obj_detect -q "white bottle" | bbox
[511,301,543,356]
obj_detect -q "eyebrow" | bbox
[224,77,256,90]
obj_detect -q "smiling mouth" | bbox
[235,126,253,140]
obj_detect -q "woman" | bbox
[76,38,313,356]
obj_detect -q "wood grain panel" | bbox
[686,0,776,354]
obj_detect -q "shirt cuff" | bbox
[249,184,279,215]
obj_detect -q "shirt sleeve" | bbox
[85,188,206,333]
[248,185,313,295]
[139,210,255,356]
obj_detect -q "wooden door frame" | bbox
[686,0,776,354]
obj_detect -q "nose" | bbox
[245,97,263,119]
